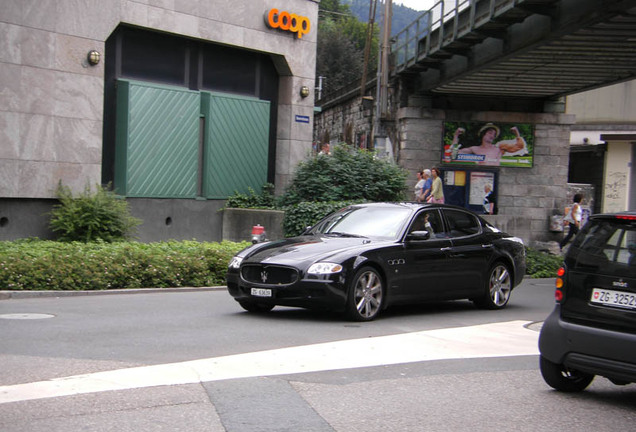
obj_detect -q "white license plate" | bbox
[251,288,272,297]
[590,288,636,310]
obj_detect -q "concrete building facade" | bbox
[1,0,319,241]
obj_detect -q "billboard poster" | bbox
[443,121,534,168]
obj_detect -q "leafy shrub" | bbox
[281,144,408,205]
[49,183,141,242]
[225,183,276,209]
[0,239,249,291]
[525,247,563,278]
[282,200,363,237]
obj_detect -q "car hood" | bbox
[243,235,385,267]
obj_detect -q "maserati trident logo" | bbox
[261,271,269,283]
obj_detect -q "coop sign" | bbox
[265,8,311,39]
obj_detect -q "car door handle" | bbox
[482,244,493,248]
[440,247,452,251]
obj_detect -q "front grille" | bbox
[241,264,299,286]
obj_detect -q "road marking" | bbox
[0,320,538,404]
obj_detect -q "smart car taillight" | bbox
[554,267,565,303]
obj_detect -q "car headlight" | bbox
[228,256,243,269]
[307,262,343,275]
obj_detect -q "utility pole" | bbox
[360,0,378,98]
[372,0,393,160]
[378,0,391,119]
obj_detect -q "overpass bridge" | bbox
[391,0,636,108]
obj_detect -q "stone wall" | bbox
[314,95,374,147]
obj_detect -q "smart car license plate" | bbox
[590,288,636,310]
[251,288,272,297]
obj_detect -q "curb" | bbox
[0,286,227,300]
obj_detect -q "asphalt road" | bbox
[0,278,634,431]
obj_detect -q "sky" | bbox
[393,0,436,12]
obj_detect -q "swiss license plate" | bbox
[251,288,272,298]
[590,288,636,310]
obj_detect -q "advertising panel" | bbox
[443,121,534,168]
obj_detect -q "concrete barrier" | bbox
[221,208,285,242]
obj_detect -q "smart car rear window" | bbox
[572,219,636,268]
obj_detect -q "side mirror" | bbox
[407,230,430,241]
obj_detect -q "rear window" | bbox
[444,209,481,237]
[570,218,636,269]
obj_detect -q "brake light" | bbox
[555,267,565,303]
[616,215,636,221]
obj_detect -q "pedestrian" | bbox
[560,193,583,250]
[421,169,432,203]
[429,167,445,203]
[483,184,497,215]
[414,170,425,201]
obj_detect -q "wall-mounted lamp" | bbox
[300,86,310,98]
[87,50,101,66]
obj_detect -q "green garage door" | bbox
[115,81,200,197]
[202,92,270,199]
[115,81,270,199]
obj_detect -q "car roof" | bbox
[589,212,636,221]
[348,202,472,212]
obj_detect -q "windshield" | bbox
[308,205,412,240]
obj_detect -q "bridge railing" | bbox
[392,0,472,72]
[391,0,526,73]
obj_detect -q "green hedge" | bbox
[0,239,248,291]
[525,247,563,278]
[0,241,563,292]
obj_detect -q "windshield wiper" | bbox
[325,231,367,238]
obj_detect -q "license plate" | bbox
[251,288,272,297]
[590,288,636,310]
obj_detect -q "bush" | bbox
[0,239,249,291]
[225,183,276,209]
[282,200,363,237]
[49,183,141,242]
[525,247,563,278]
[281,144,408,205]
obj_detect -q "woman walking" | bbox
[429,167,445,203]
[560,193,583,250]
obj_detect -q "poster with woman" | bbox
[442,121,535,168]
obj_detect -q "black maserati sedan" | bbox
[226,202,526,321]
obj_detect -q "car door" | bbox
[394,209,454,301]
[441,208,491,297]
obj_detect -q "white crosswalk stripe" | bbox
[0,320,539,405]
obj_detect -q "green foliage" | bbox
[225,183,276,209]
[49,183,141,242]
[0,241,565,291]
[317,1,378,94]
[0,239,249,291]
[282,200,363,237]
[281,144,408,205]
[525,248,563,278]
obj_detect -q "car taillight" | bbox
[555,267,565,303]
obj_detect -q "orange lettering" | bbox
[264,8,311,39]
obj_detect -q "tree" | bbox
[317,0,379,96]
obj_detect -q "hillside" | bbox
[342,0,425,35]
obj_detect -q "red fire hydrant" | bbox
[251,224,267,244]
